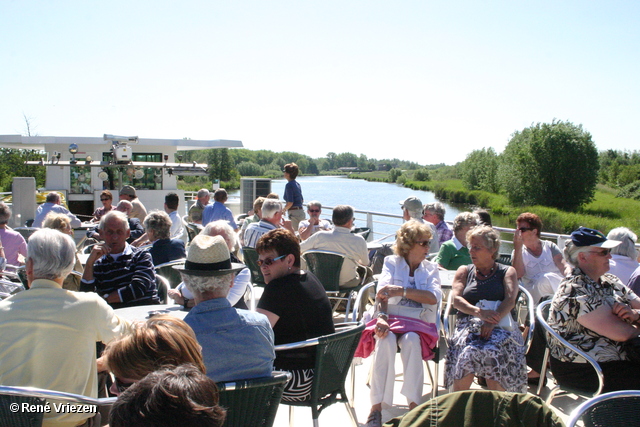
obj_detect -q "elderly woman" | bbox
[445,225,526,392]
[548,227,640,392]
[92,190,114,222]
[169,220,249,309]
[363,221,441,427]
[282,163,305,231]
[434,212,479,271]
[256,228,334,402]
[144,210,186,266]
[512,212,571,305]
[102,314,205,395]
[42,213,84,291]
[607,227,639,284]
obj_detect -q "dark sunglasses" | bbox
[518,227,533,233]
[416,240,430,247]
[308,209,320,213]
[114,377,135,394]
[100,198,111,201]
[587,248,611,256]
[257,254,286,267]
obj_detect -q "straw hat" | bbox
[173,235,245,276]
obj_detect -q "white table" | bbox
[114,304,188,322]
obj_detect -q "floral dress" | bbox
[445,264,527,392]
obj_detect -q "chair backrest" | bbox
[184,222,200,244]
[0,385,116,427]
[497,253,512,266]
[155,259,186,289]
[536,300,604,397]
[216,371,291,427]
[155,275,169,304]
[0,394,45,426]
[566,390,640,427]
[351,227,371,241]
[0,279,24,299]
[13,227,39,242]
[301,250,345,293]
[310,322,366,404]
[241,247,266,287]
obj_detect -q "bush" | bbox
[498,120,599,210]
[236,161,264,176]
[460,148,500,193]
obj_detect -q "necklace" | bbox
[476,263,495,279]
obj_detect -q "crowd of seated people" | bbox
[4,188,640,427]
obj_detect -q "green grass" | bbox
[350,173,640,234]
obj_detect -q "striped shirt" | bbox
[80,244,158,308]
[243,219,278,248]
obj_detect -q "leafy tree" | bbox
[498,120,599,210]
[208,148,234,182]
[236,161,264,176]
[413,169,430,182]
[0,148,47,191]
[460,147,499,193]
[388,168,402,183]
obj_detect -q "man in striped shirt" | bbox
[243,199,287,248]
[81,211,159,308]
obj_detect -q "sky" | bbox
[1,1,639,165]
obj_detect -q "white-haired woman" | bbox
[607,227,639,284]
[169,220,249,309]
[144,210,186,266]
[445,225,526,392]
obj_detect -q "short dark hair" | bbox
[256,228,301,267]
[283,163,299,179]
[332,205,354,227]
[109,364,226,427]
[165,192,179,210]
[213,189,228,203]
[0,202,11,225]
[100,190,113,201]
[46,192,60,203]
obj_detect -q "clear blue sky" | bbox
[1,1,638,165]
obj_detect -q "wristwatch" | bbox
[377,312,388,320]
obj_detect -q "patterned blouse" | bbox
[548,267,640,363]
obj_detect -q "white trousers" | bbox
[370,331,423,406]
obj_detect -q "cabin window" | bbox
[70,159,92,194]
[101,152,164,191]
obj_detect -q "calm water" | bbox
[231,176,465,242]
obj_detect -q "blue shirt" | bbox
[283,180,303,207]
[184,297,275,382]
[201,201,237,229]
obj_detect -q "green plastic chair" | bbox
[302,250,368,319]
[216,371,291,427]
[0,385,116,427]
[567,390,640,427]
[276,322,366,427]
[154,258,186,289]
[242,247,266,287]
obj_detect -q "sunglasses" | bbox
[416,240,430,247]
[100,198,111,201]
[114,377,135,394]
[257,254,287,267]
[518,227,533,233]
[308,209,320,213]
[587,248,611,257]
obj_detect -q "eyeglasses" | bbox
[257,254,287,267]
[114,377,135,394]
[100,198,110,201]
[518,227,533,233]
[587,248,611,257]
[308,209,320,213]
[416,240,430,247]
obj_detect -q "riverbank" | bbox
[348,173,640,234]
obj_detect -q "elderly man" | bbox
[81,211,159,308]
[0,228,130,427]
[177,234,274,382]
[242,199,288,249]
[119,185,147,222]
[298,200,333,241]
[202,188,237,230]
[0,202,27,267]
[188,188,210,224]
[422,202,453,245]
[300,205,371,288]
[144,210,186,266]
[32,191,81,228]
[400,196,439,254]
